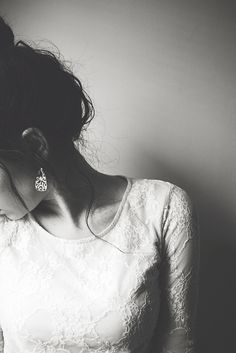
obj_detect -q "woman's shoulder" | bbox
[127,176,168,209]
[131,176,190,197]
[128,176,192,215]
[129,176,184,200]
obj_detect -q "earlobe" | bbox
[21,127,49,159]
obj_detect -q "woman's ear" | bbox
[21,127,49,159]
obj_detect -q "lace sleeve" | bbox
[0,327,4,353]
[151,184,200,353]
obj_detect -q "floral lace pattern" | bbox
[148,184,200,353]
[0,178,199,353]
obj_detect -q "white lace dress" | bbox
[0,177,200,353]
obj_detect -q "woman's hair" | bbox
[0,16,128,254]
[0,17,94,149]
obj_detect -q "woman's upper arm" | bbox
[151,184,200,353]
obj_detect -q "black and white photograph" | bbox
[0,1,235,352]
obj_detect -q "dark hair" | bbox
[0,16,128,254]
[0,18,94,148]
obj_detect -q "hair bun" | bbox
[0,16,14,52]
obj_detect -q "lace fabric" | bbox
[0,178,200,353]
[148,184,200,353]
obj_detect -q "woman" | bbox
[0,16,200,353]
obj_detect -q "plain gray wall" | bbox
[1,1,236,352]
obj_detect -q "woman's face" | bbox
[0,154,48,221]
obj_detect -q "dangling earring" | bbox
[35,167,48,192]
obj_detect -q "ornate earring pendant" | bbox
[35,168,48,192]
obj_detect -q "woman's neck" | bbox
[31,145,115,231]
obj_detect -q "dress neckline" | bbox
[27,175,132,243]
